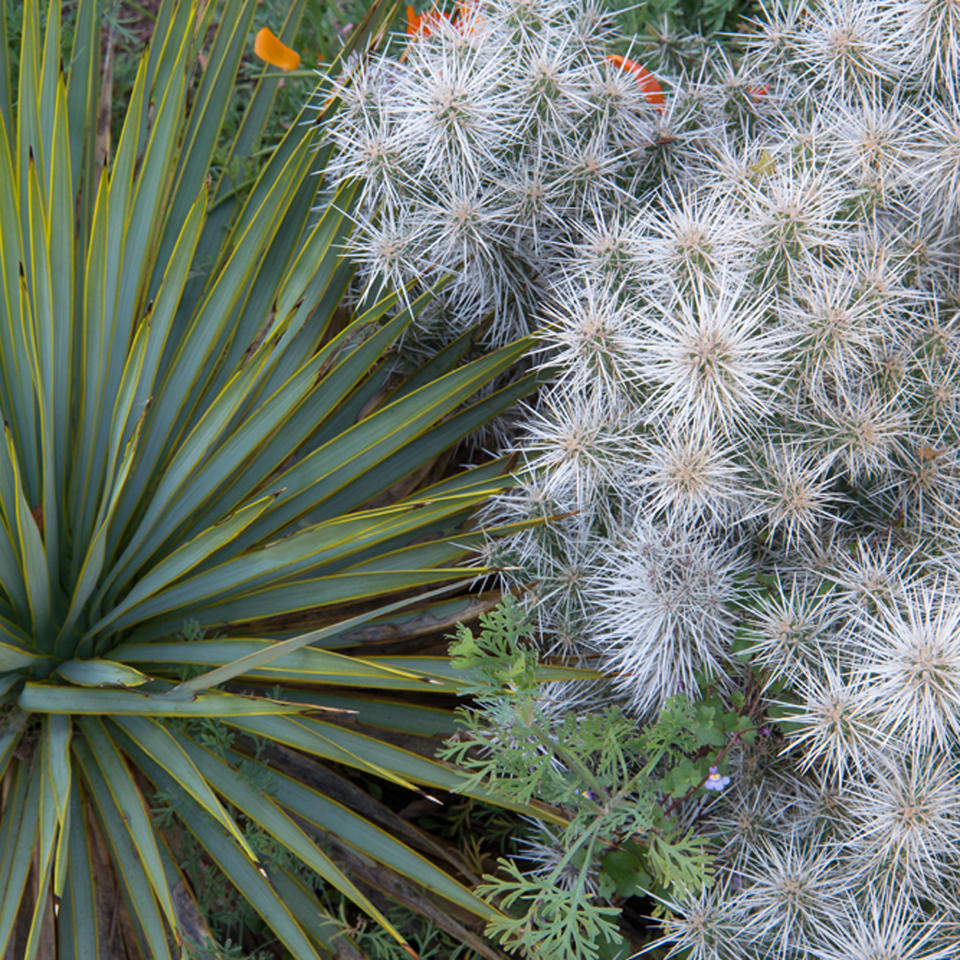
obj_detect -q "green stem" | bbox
[517,700,608,800]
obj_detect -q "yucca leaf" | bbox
[0,528,28,625]
[109,345,286,591]
[174,731,412,946]
[0,758,42,955]
[341,528,494,575]
[49,74,74,544]
[256,259,355,405]
[111,715,256,861]
[122,297,417,567]
[231,714,426,792]
[392,326,485,400]
[230,339,531,549]
[52,778,71,899]
[164,580,470,696]
[131,186,208,418]
[44,715,74,901]
[0,759,28,888]
[207,97,315,267]
[102,316,150,516]
[22,756,59,960]
[0,124,40,502]
[213,0,308,204]
[105,135,316,572]
[105,497,481,632]
[88,494,277,638]
[229,714,480,812]
[157,0,258,276]
[232,714,567,826]
[250,656,594,691]
[0,0,9,137]
[273,179,361,329]
[0,1,541,951]
[70,165,110,567]
[0,709,27,783]
[99,56,150,409]
[73,733,175,959]
[3,426,52,646]
[231,749,500,920]
[370,657,597,686]
[58,414,144,652]
[16,0,42,209]
[110,14,194,331]
[0,637,45,670]
[59,783,100,960]
[145,0,204,112]
[56,659,149,689]
[408,457,515,500]
[180,288,432,542]
[42,713,72,822]
[21,684,311,717]
[37,0,60,185]
[73,34,190,551]
[112,641,447,690]
[130,743,323,960]
[316,371,539,523]
[25,143,60,588]
[161,130,315,423]
[80,61,151,542]
[65,0,99,236]
[194,165,320,413]
[267,868,366,959]
[0,676,20,707]
[149,568,475,636]
[269,692,461,736]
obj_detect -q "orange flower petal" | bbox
[254,27,301,71]
[407,5,422,34]
[608,54,665,112]
[454,1,482,32]
[406,5,449,37]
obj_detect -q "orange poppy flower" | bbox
[254,27,301,71]
[608,54,665,113]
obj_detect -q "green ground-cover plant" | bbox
[0,0,590,956]
[439,598,759,959]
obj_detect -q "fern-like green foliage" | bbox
[0,1,560,955]
[440,598,758,960]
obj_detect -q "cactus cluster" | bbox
[325,0,960,952]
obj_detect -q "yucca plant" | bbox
[0,1,574,956]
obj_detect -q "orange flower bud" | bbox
[254,27,301,71]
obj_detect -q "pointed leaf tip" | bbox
[254,27,301,71]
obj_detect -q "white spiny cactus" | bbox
[323,0,960,952]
